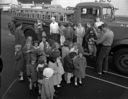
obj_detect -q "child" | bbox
[69,42,78,54]
[94,17,104,28]
[59,24,66,46]
[63,52,77,84]
[48,56,62,87]
[61,40,70,60]
[88,37,97,56]
[36,56,47,95]
[41,67,55,99]
[86,23,97,56]
[15,44,24,81]
[56,56,65,86]
[39,31,50,56]
[27,56,37,90]
[22,40,33,67]
[73,50,87,86]
[31,41,40,59]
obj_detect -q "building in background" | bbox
[51,0,128,16]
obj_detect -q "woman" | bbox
[75,23,85,46]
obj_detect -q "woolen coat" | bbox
[73,56,87,78]
[41,77,55,99]
[63,55,74,73]
[48,61,62,86]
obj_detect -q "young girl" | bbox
[48,56,62,87]
[36,56,47,95]
[73,50,87,86]
[56,56,65,86]
[41,67,55,99]
[15,44,24,81]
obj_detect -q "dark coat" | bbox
[63,55,74,73]
[64,27,74,42]
[73,56,87,78]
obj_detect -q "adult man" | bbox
[34,19,43,42]
[64,23,74,43]
[50,17,60,43]
[96,23,114,75]
[15,22,25,47]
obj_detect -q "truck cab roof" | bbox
[76,2,114,8]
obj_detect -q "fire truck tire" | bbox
[114,48,128,74]
[24,29,37,41]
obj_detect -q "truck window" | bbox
[103,7,112,19]
[81,7,99,18]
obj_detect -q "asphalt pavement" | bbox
[2,67,128,99]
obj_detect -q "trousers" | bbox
[96,46,111,73]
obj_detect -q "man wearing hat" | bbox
[50,17,60,43]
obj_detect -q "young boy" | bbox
[27,56,37,90]
[15,44,24,81]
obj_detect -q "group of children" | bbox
[14,17,104,99]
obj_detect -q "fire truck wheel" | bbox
[114,48,128,74]
[24,29,37,41]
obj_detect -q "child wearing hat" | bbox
[41,67,55,99]
[73,48,87,86]
[15,44,24,81]
[39,31,50,56]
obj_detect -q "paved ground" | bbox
[2,67,128,99]
[1,12,128,99]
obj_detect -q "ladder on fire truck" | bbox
[9,7,74,23]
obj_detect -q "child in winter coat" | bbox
[63,52,77,84]
[61,40,70,60]
[15,44,24,81]
[41,67,55,99]
[48,56,62,87]
[73,50,87,86]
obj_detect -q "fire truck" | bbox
[8,2,128,74]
